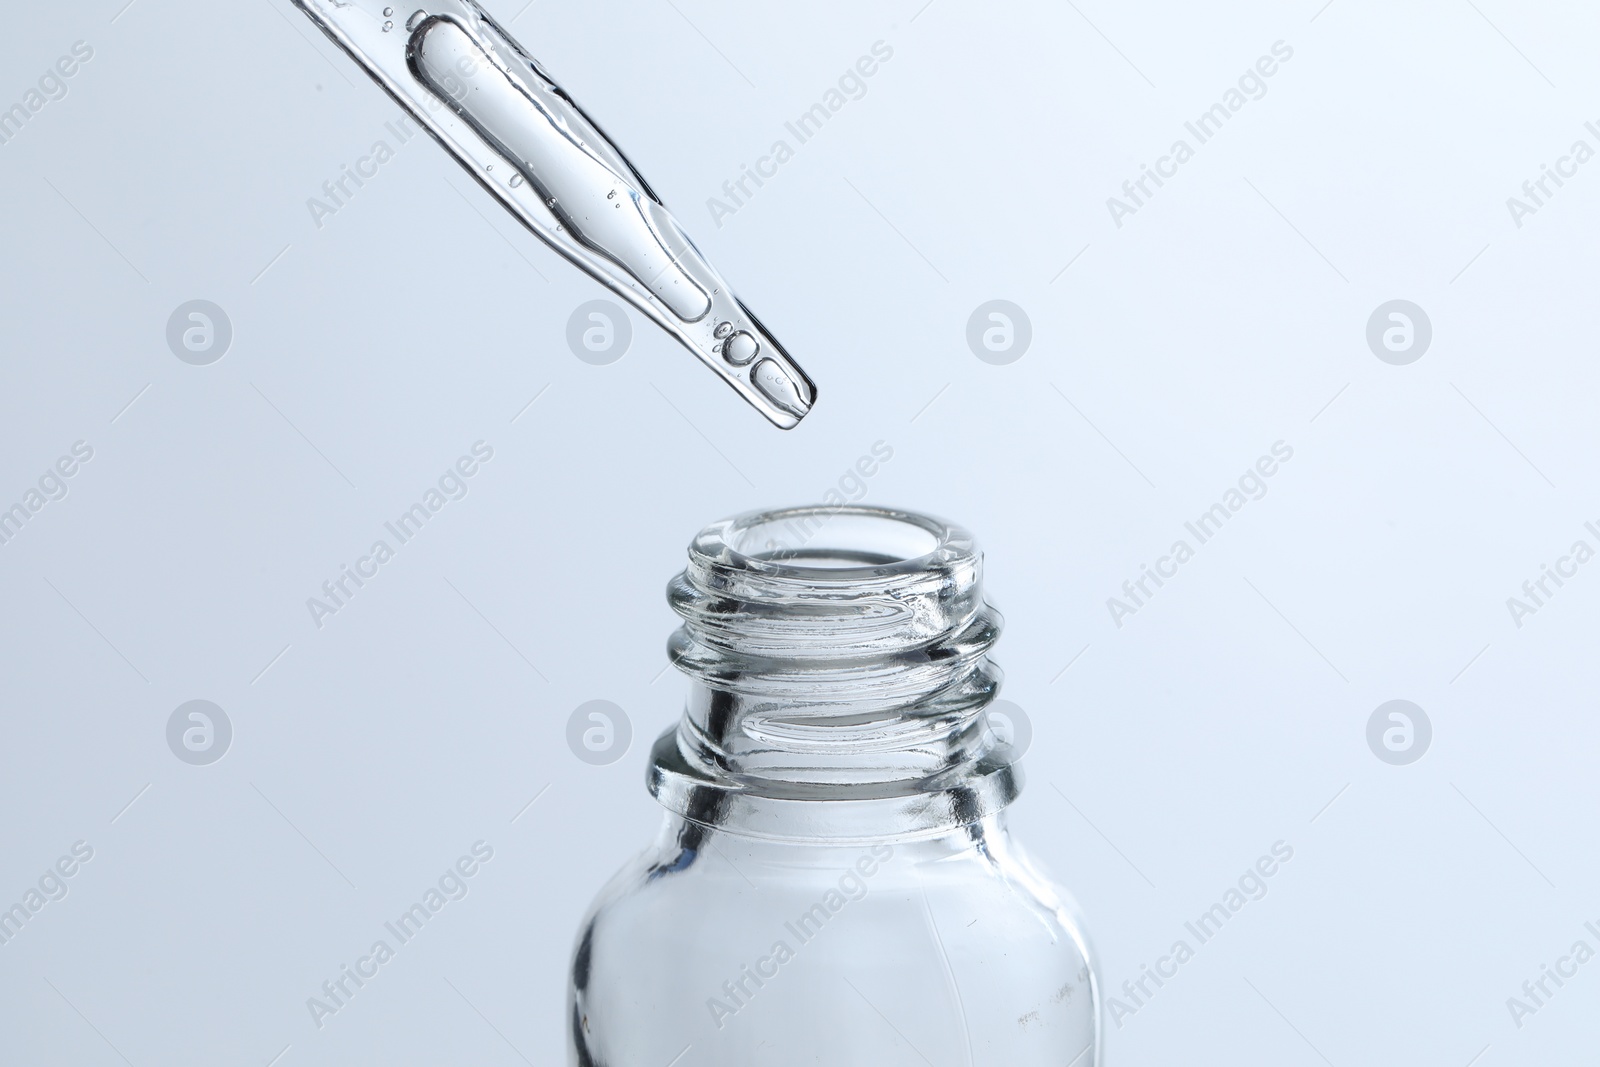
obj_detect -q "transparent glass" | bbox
[569,506,1100,1066]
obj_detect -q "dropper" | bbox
[292,0,817,429]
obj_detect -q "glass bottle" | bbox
[569,506,1100,1066]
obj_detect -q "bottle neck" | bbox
[646,506,1022,843]
[650,809,1016,873]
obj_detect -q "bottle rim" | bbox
[689,504,975,583]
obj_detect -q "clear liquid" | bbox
[410,16,712,322]
[292,0,816,428]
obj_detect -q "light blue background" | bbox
[1,0,1596,1064]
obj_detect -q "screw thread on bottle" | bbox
[649,506,1021,839]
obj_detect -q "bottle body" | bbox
[571,813,1097,1066]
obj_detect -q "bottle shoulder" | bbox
[581,817,1091,961]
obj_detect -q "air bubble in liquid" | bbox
[723,331,759,365]
[406,9,428,31]
[510,173,524,188]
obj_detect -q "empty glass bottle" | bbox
[569,506,1100,1066]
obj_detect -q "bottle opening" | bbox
[695,506,958,578]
